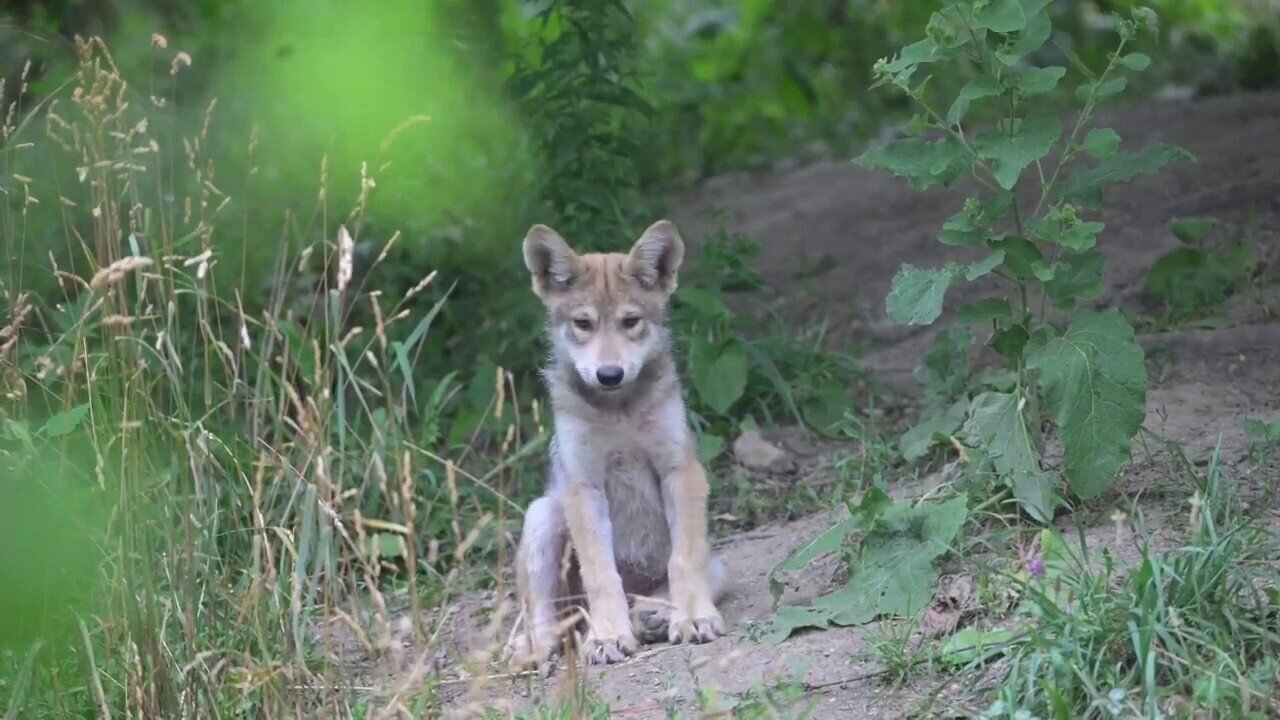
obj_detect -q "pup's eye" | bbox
[621,316,641,329]
[572,318,593,331]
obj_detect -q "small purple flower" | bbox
[1028,554,1045,579]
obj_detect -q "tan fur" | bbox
[504,220,726,670]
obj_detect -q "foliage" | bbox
[767,488,968,641]
[1243,415,1280,466]
[1145,217,1256,313]
[863,2,1193,520]
[504,0,656,245]
[978,447,1280,718]
[675,228,862,440]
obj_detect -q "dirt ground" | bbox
[339,90,1280,718]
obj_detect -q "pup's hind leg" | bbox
[633,554,727,644]
[504,496,572,669]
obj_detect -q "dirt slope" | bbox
[376,91,1280,718]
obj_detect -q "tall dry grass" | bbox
[0,35,551,718]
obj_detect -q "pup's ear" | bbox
[627,220,684,293]
[523,224,579,297]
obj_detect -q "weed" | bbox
[862,2,1192,521]
[1145,217,1256,316]
[980,442,1280,718]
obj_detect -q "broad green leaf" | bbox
[948,75,1002,126]
[691,339,748,415]
[1145,242,1254,311]
[1170,217,1218,245]
[990,324,1030,365]
[1118,53,1151,71]
[976,115,1062,190]
[769,488,892,604]
[958,298,1015,325]
[997,4,1052,64]
[802,379,850,437]
[697,433,725,465]
[962,251,1006,281]
[1027,310,1147,499]
[41,403,89,438]
[1044,250,1104,307]
[972,0,1028,33]
[771,496,968,640]
[963,391,1054,521]
[1080,128,1121,159]
[1028,206,1105,252]
[1062,142,1194,207]
[881,38,942,74]
[860,137,970,190]
[940,627,1016,667]
[900,399,968,463]
[1016,66,1066,96]
[1244,417,1280,443]
[886,265,954,326]
[939,207,986,246]
[767,605,833,642]
[1076,77,1127,102]
[677,287,733,319]
[916,328,972,409]
[993,237,1049,280]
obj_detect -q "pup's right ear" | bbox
[522,224,578,297]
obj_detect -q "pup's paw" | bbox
[634,608,670,644]
[582,632,638,665]
[668,610,724,645]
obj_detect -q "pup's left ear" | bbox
[627,220,685,293]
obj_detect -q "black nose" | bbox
[596,365,624,387]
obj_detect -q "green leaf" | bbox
[976,115,1062,190]
[691,339,749,415]
[900,399,968,463]
[990,324,1030,365]
[1145,242,1254,311]
[958,298,1015,325]
[41,404,89,438]
[996,4,1052,64]
[1076,77,1127,102]
[859,137,971,190]
[881,38,943,74]
[948,75,1002,126]
[1028,206,1105,252]
[962,251,1006,281]
[678,288,733,319]
[939,206,987,246]
[1080,128,1121,159]
[886,265,954,326]
[940,627,1016,667]
[1027,310,1147,499]
[1170,217,1218,245]
[697,433,725,465]
[1044,250,1104,307]
[972,0,1028,33]
[916,328,972,409]
[1016,66,1066,96]
[770,495,968,640]
[1118,53,1151,71]
[802,379,850,437]
[963,391,1054,521]
[1063,143,1195,207]
[993,237,1049,280]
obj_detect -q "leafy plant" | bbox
[862,1,1192,520]
[767,488,968,641]
[1244,415,1280,466]
[1146,217,1256,313]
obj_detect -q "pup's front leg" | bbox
[662,455,725,644]
[564,483,638,664]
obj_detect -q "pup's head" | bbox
[523,220,684,395]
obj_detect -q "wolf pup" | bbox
[504,219,726,669]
